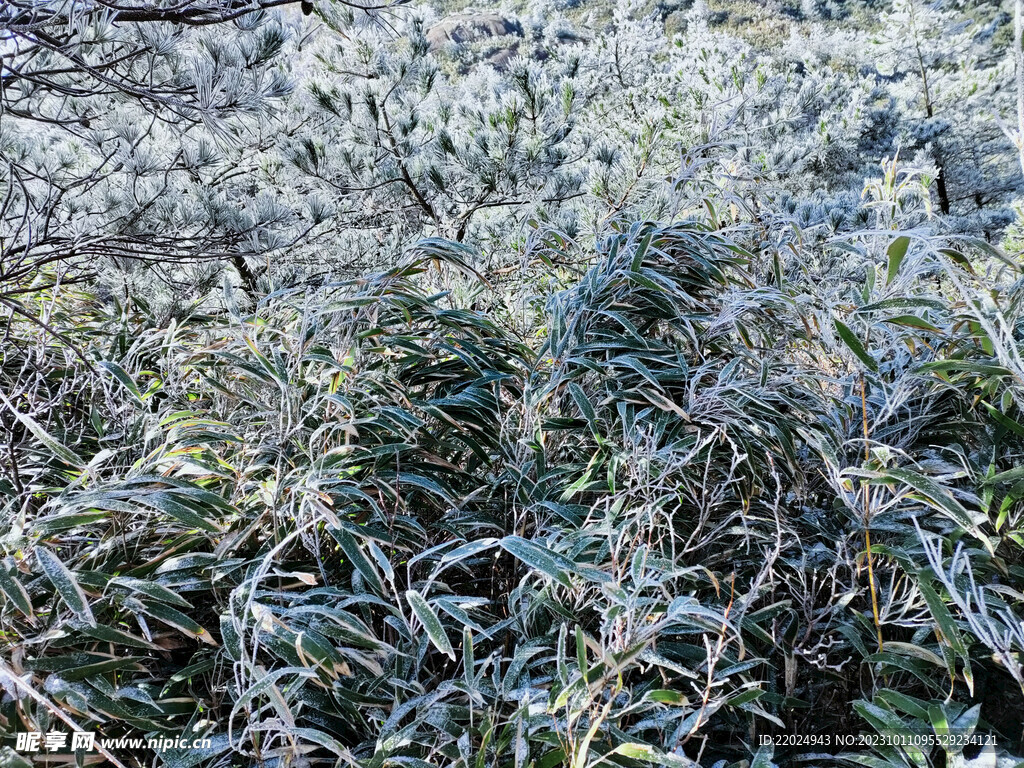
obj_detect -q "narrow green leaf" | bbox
[330,528,386,595]
[138,601,216,645]
[985,465,1024,486]
[0,564,33,618]
[960,236,1019,271]
[834,319,877,372]
[630,230,654,272]
[882,315,940,332]
[567,382,598,436]
[463,626,475,681]
[406,589,455,661]
[575,626,588,677]
[109,576,193,608]
[98,361,145,403]
[79,623,159,650]
[927,704,950,736]
[875,690,931,720]
[609,743,700,767]
[886,236,910,285]
[917,579,968,657]
[858,297,945,313]
[982,401,1024,438]
[61,657,148,682]
[137,492,222,533]
[0,392,84,468]
[288,728,353,759]
[868,468,991,552]
[35,547,94,626]
[440,538,498,566]
[220,615,242,661]
[500,536,574,588]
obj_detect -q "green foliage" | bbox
[5,215,1024,765]
[5,0,1024,766]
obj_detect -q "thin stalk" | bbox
[861,374,884,653]
[1016,0,1024,176]
[679,574,736,747]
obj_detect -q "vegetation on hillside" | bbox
[3,1,1024,767]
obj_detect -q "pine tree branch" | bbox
[1,0,407,28]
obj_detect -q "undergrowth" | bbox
[3,217,1024,767]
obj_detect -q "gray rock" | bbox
[425,13,524,52]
